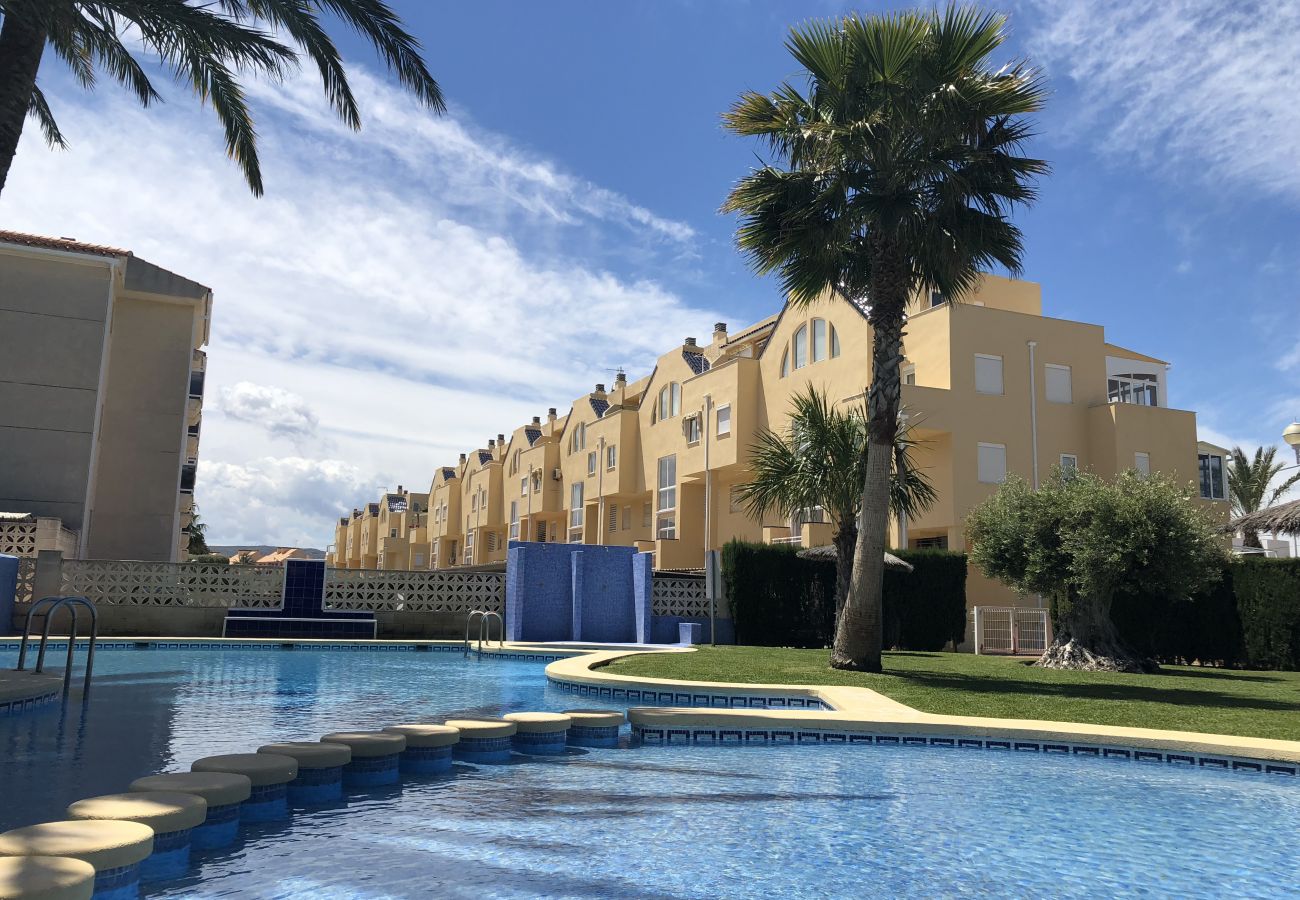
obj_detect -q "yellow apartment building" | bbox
[327,275,1230,611]
[0,231,211,562]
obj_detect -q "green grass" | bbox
[605,646,1300,741]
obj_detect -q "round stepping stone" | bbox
[504,712,572,755]
[0,856,95,900]
[67,792,205,883]
[320,732,406,787]
[191,754,297,823]
[0,821,153,899]
[128,773,250,851]
[259,742,351,805]
[563,709,625,748]
[383,725,460,775]
[444,718,516,763]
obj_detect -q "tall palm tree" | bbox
[722,6,1046,670]
[735,385,936,624]
[186,505,210,555]
[1228,446,1300,549]
[0,0,444,196]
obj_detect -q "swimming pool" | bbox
[3,644,1299,898]
[0,644,592,831]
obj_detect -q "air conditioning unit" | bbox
[551,467,563,481]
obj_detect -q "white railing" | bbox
[324,568,504,614]
[59,560,285,608]
[771,536,803,546]
[973,606,1051,655]
[652,574,708,617]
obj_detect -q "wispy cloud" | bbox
[3,67,724,546]
[1026,0,1300,203]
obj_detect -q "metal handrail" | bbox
[479,611,503,651]
[464,610,485,656]
[16,596,98,693]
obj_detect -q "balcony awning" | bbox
[797,545,913,572]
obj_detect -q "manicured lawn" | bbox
[605,646,1300,741]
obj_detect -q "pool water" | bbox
[0,647,585,830]
[144,743,1300,899]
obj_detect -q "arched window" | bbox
[830,324,840,358]
[780,347,789,377]
[812,319,827,362]
[792,324,808,369]
[570,422,585,453]
[658,383,681,420]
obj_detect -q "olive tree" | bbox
[965,469,1226,672]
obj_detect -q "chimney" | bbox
[497,433,505,445]
[459,453,466,463]
[488,439,495,448]
[594,383,606,394]
[684,337,697,347]
[713,322,728,345]
[397,484,403,494]
[615,372,626,385]
[532,415,541,425]
[548,407,557,420]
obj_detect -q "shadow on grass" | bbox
[889,670,1300,713]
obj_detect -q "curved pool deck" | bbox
[542,647,1300,771]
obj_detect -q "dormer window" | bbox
[780,319,839,376]
[658,383,682,420]
[570,421,586,452]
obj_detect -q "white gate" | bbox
[973,607,1051,655]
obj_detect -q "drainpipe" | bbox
[526,465,534,538]
[703,393,715,644]
[1027,341,1040,490]
[597,436,606,545]
[898,412,909,550]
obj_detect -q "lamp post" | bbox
[1285,421,1300,466]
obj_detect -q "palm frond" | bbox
[27,85,68,149]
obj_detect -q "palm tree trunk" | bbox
[831,524,856,624]
[1242,528,1263,550]
[0,5,47,196]
[831,243,908,672]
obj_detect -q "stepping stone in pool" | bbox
[319,732,406,787]
[0,855,96,900]
[127,773,251,850]
[381,725,460,775]
[563,709,625,748]
[190,753,298,823]
[444,718,517,763]
[66,792,206,883]
[504,712,573,755]
[257,742,352,805]
[0,820,154,899]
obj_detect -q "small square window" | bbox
[1060,453,1078,471]
[1046,364,1072,404]
[975,354,1003,395]
[1135,452,1151,476]
[978,443,1007,484]
[717,405,732,436]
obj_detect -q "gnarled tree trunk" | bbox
[832,239,908,672]
[0,5,47,196]
[1038,588,1150,673]
[831,524,857,624]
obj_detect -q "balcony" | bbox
[187,396,202,427]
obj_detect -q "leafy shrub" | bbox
[722,541,967,650]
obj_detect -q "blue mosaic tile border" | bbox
[631,725,1300,777]
[0,689,62,716]
[548,675,833,710]
[0,640,572,662]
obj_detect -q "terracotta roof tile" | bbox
[0,229,129,258]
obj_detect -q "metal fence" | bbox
[972,606,1051,655]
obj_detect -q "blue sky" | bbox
[3,0,1298,545]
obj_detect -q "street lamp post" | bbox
[1285,421,1300,466]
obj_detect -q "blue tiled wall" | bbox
[571,546,638,643]
[506,542,579,642]
[223,559,374,638]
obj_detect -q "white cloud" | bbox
[1027,0,1300,202]
[218,382,319,442]
[3,68,726,546]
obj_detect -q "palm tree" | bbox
[735,385,936,624]
[186,506,210,555]
[0,0,444,196]
[722,6,1046,671]
[1227,446,1300,549]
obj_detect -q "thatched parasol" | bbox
[1227,498,1300,536]
[797,545,914,572]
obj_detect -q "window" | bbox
[656,455,677,538]
[606,444,617,470]
[792,324,808,369]
[623,505,631,531]
[511,448,520,474]
[1060,453,1078,471]
[1045,364,1072,404]
[658,383,682,420]
[486,532,498,553]
[716,405,731,436]
[532,471,542,494]
[780,348,789,378]
[536,521,548,542]
[913,535,948,550]
[570,482,584,527]
[608,503,618,533]
[587,451,597,476]
[830,325,841,358]
[930,291,947,308]
[1135,452,1151,476]
[188,370,205,399]
[685,414,702,445]
[643,502,652,528]
[812,319,827,362]
[902,365,916,386]
[179,463,196,493]
[1198,453,1225,499]
[471,493,478,512]
[977,443,1007,484]
[975,354,1003,395]
[571,422,586,452]
[414,552,425,567]
[509,501,519,540]
[1108,373,1158,406]
[520,476,528,495]
[389,528,398,538]
[548,521,557,542]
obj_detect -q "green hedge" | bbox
[722,541,967,650]
[1110,558,1300,669]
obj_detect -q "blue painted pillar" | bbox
[633,552,653,644]
[505,543,526,642]
[0,554,17,636]
[570,551,585,642]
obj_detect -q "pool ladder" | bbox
[15,595,98,693]
[464,610,503,656]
